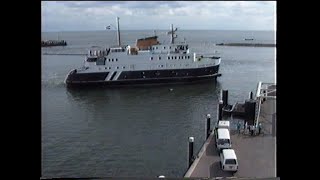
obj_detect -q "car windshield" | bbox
[218,139,230,145]
[225,159,237,164]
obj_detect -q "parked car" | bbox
[220,149,238,172]
[215,128,231,151]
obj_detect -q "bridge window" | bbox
[87,57,97,62]
[116,67,119,69]
[156,47,158,49]
[116,58,118,61]
[108,67,111,69]
[188,56,190,59]
[159,57,161,60]
[164,46,166,49]
[170,46,171,49]
[167,57,170,60]
[175,56,177,59]
[123,66,125,69]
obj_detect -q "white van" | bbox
[215,128,231,151]
[220,149,238,172]
[217,120,230,130]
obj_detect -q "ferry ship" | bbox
[65,17,221,87]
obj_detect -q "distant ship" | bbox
[41,40,67,47]
[65,17,221,87]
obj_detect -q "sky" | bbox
[41,1,276,32]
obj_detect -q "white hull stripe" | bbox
[113,71,122,81]
[105,71,115,81]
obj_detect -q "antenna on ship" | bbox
[171,24,174,44]
[116,17,121,47]
[168,24,178,44]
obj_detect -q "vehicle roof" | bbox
[217,128,230,139]
[218,121,230,127]
[222,149,237,159]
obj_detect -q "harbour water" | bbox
[41,30,275,178]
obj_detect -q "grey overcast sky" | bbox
[42,1,276,32]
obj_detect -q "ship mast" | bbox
[117,17,121,46]
[171,24,174,44]
[170,24,177,44]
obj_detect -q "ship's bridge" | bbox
[150,44,189,54]
[109,45,127,53]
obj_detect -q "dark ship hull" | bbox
[65,65,220,88]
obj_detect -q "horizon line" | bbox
[42,29,276,33]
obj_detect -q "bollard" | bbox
[244,100,256,125]
[158,175,165,178]
[222,90,229,107]
[218,100,223,121]
[249,91,253,100]
[188,137,194,168]
[272,113,276,137]
[206,114,211,139]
